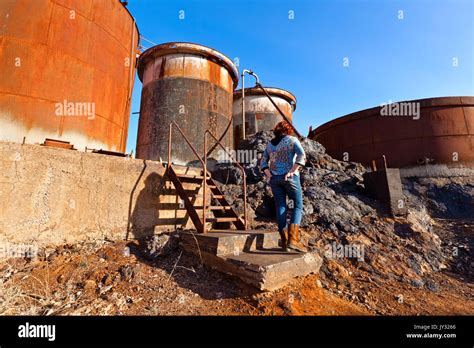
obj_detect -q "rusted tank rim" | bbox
[137,42,239,87]
[234,87,297,111]
[313,96,474,134]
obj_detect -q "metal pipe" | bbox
[168,123,172,167]
[255,82,303,139]
[240,69,260,140]
[241,71,245,140]
[203,136,207,234]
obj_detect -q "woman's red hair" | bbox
[273,121,294,137]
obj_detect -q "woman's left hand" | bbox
[285,171,295,181]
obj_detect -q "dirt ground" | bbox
[1,232,472,316]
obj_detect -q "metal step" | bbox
[194,206,232,210]
[175,173,212,181]
[193,194,224,199]
[206,217,239,223]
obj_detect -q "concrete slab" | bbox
[223,249,323,291]
[178,230,322,291]
[179,230,279,256]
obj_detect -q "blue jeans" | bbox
[269,174,303,232]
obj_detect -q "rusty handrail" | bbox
[167,121,206,169]
[168,121,211,233]
[203,130,248,234]
[371,155,388,172]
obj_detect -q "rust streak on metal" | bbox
[137,42,239,164]
[233,86,298,147]
[0,0,140,152]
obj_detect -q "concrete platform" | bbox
[179,230,323,291]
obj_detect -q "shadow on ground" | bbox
[127,236,260,302]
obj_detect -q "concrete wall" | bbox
[0,141,201,247]
[400,164,474,178]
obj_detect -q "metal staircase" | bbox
[165,121,247,234]
[161,121,322,291]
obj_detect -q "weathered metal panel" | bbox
[310,97,474,168]
[0,0,139,152]
[136,42,239,164]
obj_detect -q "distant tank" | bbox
[0,0,139,152]
[309,96,474,168]
[136,42,239,164]
[233,87,296,148]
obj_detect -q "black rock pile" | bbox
[208,131,474,285]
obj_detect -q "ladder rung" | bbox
[193,194,224,199]
[194,206,232,210]
[176,173,209,180]
[206,217,239,222]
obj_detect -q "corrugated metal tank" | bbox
[136,42,239,164]
[0,0,139,152]
[310,96,474,168]
[232,87,296,147]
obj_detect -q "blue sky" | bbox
[125,0,473,153]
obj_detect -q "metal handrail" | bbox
[371,155,388,172]
[167,120,206,169]
[203,130,248,233]
[168,121,211,233]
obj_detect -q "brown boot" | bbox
[279,228,289,251]
[287,224,307,253]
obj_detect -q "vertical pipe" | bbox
[168,123,172,167]
[243,171,247,230]
[241,72,246,140]
[203,135,207,234]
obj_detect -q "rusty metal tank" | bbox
[136,42,239,164]
[0,0,139,152]
[232,87,296,147]
[309,96,474,168]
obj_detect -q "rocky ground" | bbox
[0,132,472,316]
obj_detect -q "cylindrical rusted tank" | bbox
[232,87,296,148]
[310,96,474,168]
[136,42,239,164]
[0,0,139,152]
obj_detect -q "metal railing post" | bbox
[204,130,247,231]
[168,123,172,168]
[203,136,207,234]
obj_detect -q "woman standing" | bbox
[261,121,307,253]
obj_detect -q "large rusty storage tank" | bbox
[309,96,474,168]
[232,87,296,147]
[0,0,139,152]
[136,42,239,164]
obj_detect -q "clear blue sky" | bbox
[125,0,473,153]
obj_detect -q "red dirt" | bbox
[1,239,472,316]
